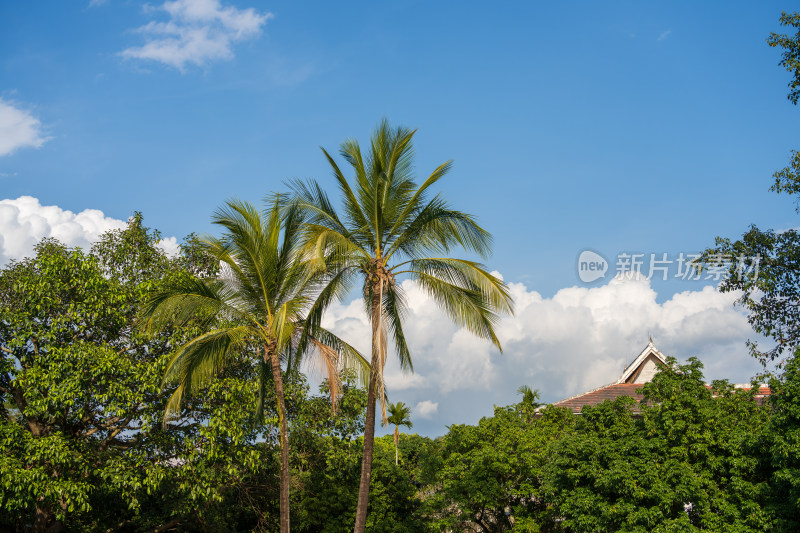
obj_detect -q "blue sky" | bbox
[1,1,797,435]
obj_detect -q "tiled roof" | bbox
[552,383,646,414]
[544,342,773,415]
[551,383,772,414]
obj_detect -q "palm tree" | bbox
[139,197,366,533]
[516,385,541,408]
[516,385,542,421]
[384,401,412,465]
[290,119,514,532]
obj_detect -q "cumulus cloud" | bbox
[0,197,126,264]
[415,400,439,419]
[0,99,49,157]
[496,276,757,397]
[322,273,764,435]
[0,196,180,265]
[156,236,181,257]
[120,0,272,71]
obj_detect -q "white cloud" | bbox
[658,30,672,41]
[322,273,764,435]
[0,99,49,157]
[120,0,272,71]
[156,236,181,257]
[496,275,757,397]
[0,197,180,265]
[0,197,126,265]
[415,400,438,419]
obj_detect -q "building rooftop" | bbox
[546,340,770,414]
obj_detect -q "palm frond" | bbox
[405,258,513,315]
[287,177,351,235]
[384,281,413,372]
[139,276,248,334]
[412,271,506,351]
[321,149,372,235]
[386,401,413,428]
[271,300,305,357]
[162,325,252,424]
[385,160,453,244]
[302,265,359,335]
[305,325,370,388]
[300,224,368,271]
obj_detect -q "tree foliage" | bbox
[0,218,273,532]
[763,350,800,531]
[543,359,770,532]
[768,12,800,105]
[418,399,573,532]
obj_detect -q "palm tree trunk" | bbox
[394,426,399,465]
[353,286,383,532]
[267,346,291,533]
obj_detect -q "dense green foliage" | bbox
[544,359,770,532]
[2,220,800,531]
[763,352,800,531]
[0,219,272,532]
[419,403,573,532]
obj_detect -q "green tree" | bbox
[291,372,368,533]
[420,404,572,532]
[290,374,429,533]
[384,401,413,465]
[140,198,367,533]
[700,12,800,366]
[763,350,800,531]
[542,358,770,532]
[516,385,542,421]
[0,217,268,532]
[291,119,513,532]
[768,12,800,105]
[0,240,126,532]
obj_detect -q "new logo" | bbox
[577,250,608,283]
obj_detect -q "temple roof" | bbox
[552,383,647,414]
[545,340,769,415]
[615,339,667,384]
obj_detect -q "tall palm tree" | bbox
[384,401,412,465]
[290,119,514,532]
[139,197,366,533]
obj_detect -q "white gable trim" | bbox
[614,340,668,384]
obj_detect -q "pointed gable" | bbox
[546,339,770,414]
[549,339,667,414]
[615,339,668,385]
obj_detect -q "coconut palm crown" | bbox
[384,401,413,465]
[289,119,514,532]
[139,196,367,533]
